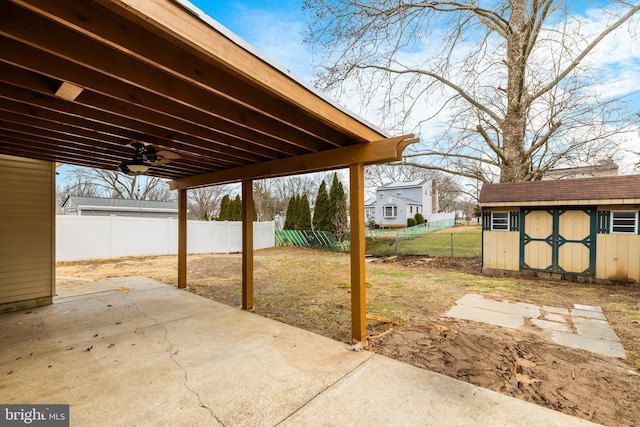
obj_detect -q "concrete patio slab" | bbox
[281,355,598,427]
[1,278,600,426]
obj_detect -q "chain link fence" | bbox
[275,220,481,257]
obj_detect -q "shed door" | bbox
[521,209,595,275]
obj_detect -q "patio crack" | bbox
[131,302,226,427]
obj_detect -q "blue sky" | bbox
[191,0,312,79]
[188,0,640,174]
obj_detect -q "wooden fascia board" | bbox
[479,199,640,208]
[169,135,418,190]
[112,0,386,142]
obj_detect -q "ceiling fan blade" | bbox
[150,158,172,166]
[156,150,181,160]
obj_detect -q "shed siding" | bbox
[483,231,519,270]
[596,234,640,283]
[0,155,54,311]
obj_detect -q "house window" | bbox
[491,212,509,231]
[611,211,638,234]
[384,205,397,218]
[396,191,402,196]
[410,206,413,214]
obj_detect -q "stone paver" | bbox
[444,304,525,329]
[571,309,607,321]
[572,317,621,342]
[531,318,572,333]
[543,313,567,323]
[551,331,627,359]
[574,304,603,313]
[544,306,569,315]
[445,293,626,359]
[456,294,540,318]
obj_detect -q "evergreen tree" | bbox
[253,198,258,221]
[298,194,312,230]
[218,194,231,220]
[312,180,331,231]
[329,173,348,242]
[283,195,298,230]
[231,195,242,221]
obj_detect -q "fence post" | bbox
[450,233,454,257]
[395,230,399,255]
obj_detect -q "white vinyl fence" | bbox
[56,216,275,261]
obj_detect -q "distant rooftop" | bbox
[379,179,429,189]
[62,196,178,211]
[479,175,640,205]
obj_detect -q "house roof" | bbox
[0,0,416,189]
[63,196,178,211]
[378,195,421,205]
[379,179,429,190]
[479,175,640,206]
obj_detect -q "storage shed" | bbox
[479,175,640,283]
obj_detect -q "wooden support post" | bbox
[350,163,366,343]
[177,188,187,289]
[242,179,254,310]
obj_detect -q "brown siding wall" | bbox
[0,154,55,312]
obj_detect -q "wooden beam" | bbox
[14,0,355,149]
[0,35,295,161]
[0,73,256,166]
[350,162,367,343]
[241,179,254,310]
[0,4,333,155]
[177,188,187,289]
[170,135,418,189]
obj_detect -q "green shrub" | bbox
[407,217,417,227]
[414,213,425,224]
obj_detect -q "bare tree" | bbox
[188,185,228,220]
[305,1,640,182]
[64,166,174,201]
[56,175,102,207]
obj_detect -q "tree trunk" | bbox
[500,0,530,182]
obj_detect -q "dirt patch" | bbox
[56,247,640,426]
[370,322,639,426]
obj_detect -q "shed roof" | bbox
[63,196,178,211]
[479,175,640,207]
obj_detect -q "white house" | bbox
[369,179,438,228]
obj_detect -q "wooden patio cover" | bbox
[0,0,417,342]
